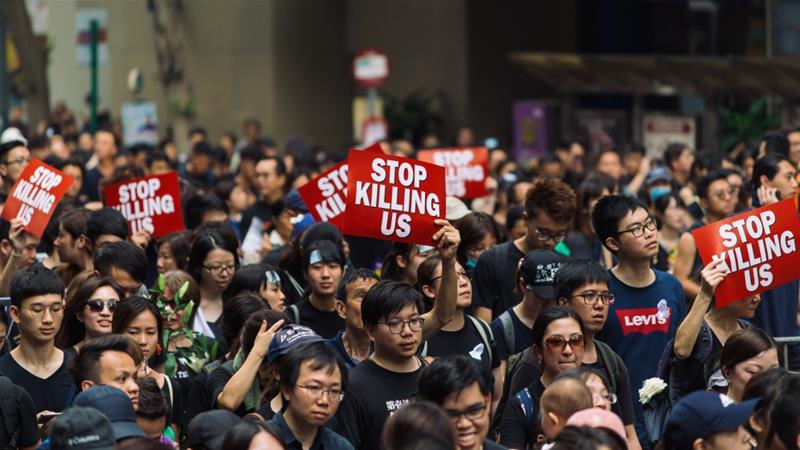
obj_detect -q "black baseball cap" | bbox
[663,391,757,450]
[73,386,145,442]
[50,407,115,450]
[519,250,568,300]
[185,410,242,450]
[267,324,325,365]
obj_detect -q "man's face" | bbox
[701,179,735,218]
[608,207,658,259]
[283,360,343,427]
[110,267,142,298]
[190,154,212,175]
[367,303,422,361]
[255,159,285,200]
[623,152,642,176]
[55,227,83,265]
[94,350,140,410]
[525,210,571,251]
[94,131,117,161]
[16,233,40,269]
[62,165,83,198]
[149,160,172,176]
[597,152,623,181]
[441,382,491,450]
[766,160,799,201]
[561,282,611,335]
[789,131,800,165]
[1,145,31,183]
[338,278,377,331]
[675,148,694,174]
[10,294,63,343]
[306,262,342,297]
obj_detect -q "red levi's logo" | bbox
[616,303,671,336]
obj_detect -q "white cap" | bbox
[1,127,27,146]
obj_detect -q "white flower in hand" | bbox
[639,377,668,404]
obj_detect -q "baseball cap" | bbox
[50,406,115,450]
[645,166,672,185]
[567,407,627,443]
[519,250,568,300]
[185,410,242,450]
[663,391,757,450]
[284,189,309,214]
[73,386,145,441]
[445,196,471,221]
[267,324,325,364]
[0,127,27,146]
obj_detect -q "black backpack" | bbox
[0,376,20,450]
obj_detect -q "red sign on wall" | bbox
[344,150,445,246]
[417,147,489,199]
[2,159,74,238]
[103,172,184,238]
[692,198,800,307]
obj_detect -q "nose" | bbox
[456,415,472,429]
[137,334,148,346]
[278,290,286,301]
[128,381,140,397]
[400,323,414,337]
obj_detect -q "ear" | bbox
[699,197,710,211]
[0,164,8,177]
[334,299,347,320]
[759,174,770,188]
[8,305,20,324]
[747,415,764,434]
[604,236,620,253]
[81,380,95,391]
[364,326,377,343]
[395,254,407,269]
[280,385,292,403]
[691,437,706,450]
[421,284,436,300]
[546,411,560,428]
[557,297,568,306]
[76,310,85,324]
[0,240,10,257]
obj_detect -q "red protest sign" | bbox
[103,172,184,238]
[298,161,348,228]
[344,150,445,246]
[2,159,74,238]
[417,147,488,199]
[692,198,800,307]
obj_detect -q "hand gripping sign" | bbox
[692,198,800,308]
[297,143,385,229]
[344,150,445,246]
[103,171,184,238]
[2,159,74,238]
[417,147,488,199]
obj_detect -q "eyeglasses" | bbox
[25,303,64,316]
[296,384,344,402]
[616,217,657,238]
[711,187,737,200]
[4,156,31,166]
[85,299,118,313]
[444,404,487,422]
[203,263,235,275]
[571,292,615,306]
[379,317,425,334]
[544,334,585,352]
[534,228,568,242]
[593,392,618,405]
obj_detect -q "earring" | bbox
[155,343,162,355]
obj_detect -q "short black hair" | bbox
[86,208,129,244]
[72,334,143,389]
[184,193,228,230]
[239,144,265,163]
[146,150,170,169]
[554,259,611,301]
[54,158,86,177]
[664,143,689,170]
[336,268,379,301]
[127,143,153,157]
[94,241,148,283]
[302,240,345,274]
[10,263,64,308]
[188,127,207,138]
[136,376,170,420]
[591,195,648,252]
[752,153,790,187]
[223,264,268,302]
[418,355,491,405]
[762,130,789,157]
[256,155,287,177]
[277,341,347,402]
[192,141,216,157]
[361,280,424,330]
[696,170,730,200]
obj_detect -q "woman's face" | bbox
[228,184,255,214]
[725,294,762,319]
[156,242,178,274]
[466,232,497,261]
[425,262,472,310]
[260,282,286,311]
[80,286,120,337]
[537,318,584,378]
[201,248,236,292]
[661,197,687,233]
[585,373,612,411]
[162,286,186,331]
[726,348,779,401]
[125,311,159,362]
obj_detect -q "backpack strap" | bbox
[595,340,621,396]
[515,387,539,432]
[288,304,301,325]
[467,315,494,362]
[202,359,223,377]
[419,341,428,358]
[164,376,174,409]
[0,376,19,450]
[498,311,515,355]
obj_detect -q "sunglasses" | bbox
[544,334,585,352]
[85,299,118,313]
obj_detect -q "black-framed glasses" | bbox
[203,263,235,275]
[296,384,344,402]
[544,334,585,352]
[85,299,118,313]
[4,156,31,166]
[379,317,425,334]
[571,292,615,306]
[534,228,568,242]
[444,403,487,422]
[616,217,656,238]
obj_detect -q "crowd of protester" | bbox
[0,106,798,450]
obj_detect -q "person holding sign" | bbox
[0,218,41,295]
[669,258,760,403]
[0,139,31,194]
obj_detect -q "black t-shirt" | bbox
[207,363,248,417]
[490,308,533,359]
[424,314,497,380]
[0,351,75,413]
[335,359,423,450]
[484,439,508,450]
[294,298,345,339]
[472,241,525,319]
[185,356,228,425]
[498,378,545,449]
[0,377,39,449]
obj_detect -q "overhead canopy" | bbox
[508,52,800,95]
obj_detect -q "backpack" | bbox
[0,377,20,450]
[419,315,494,362]
[288,304,301,324]
[497,310,515,355]
[515,384,542,435]
[595,340,622,397]
[490,347,530,439]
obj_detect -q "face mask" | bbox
[649,186,671,202]
[465,258,477,270]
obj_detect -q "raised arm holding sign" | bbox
[2,159,74,238]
